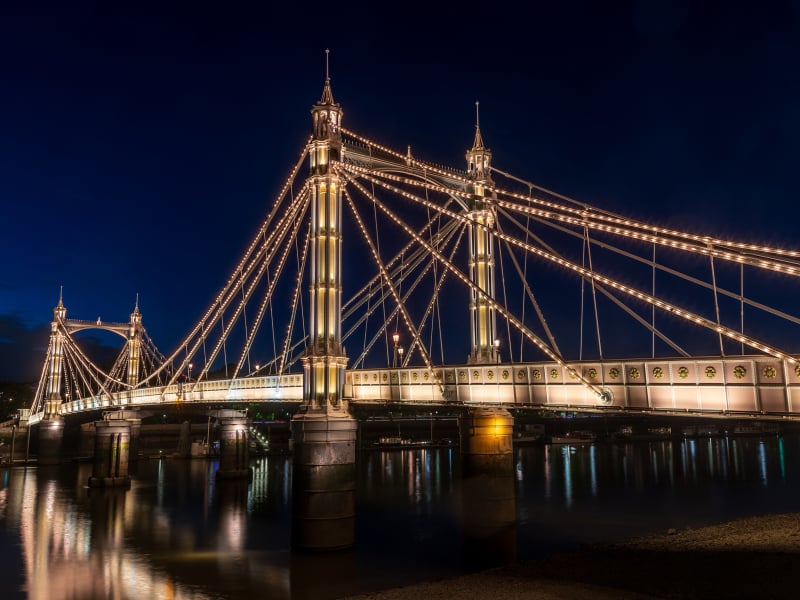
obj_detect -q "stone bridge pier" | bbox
[88,413,132,488]
[213,410,252,480]
[459,406,517,568]
[37,415,64,466]
[291,413,358,551]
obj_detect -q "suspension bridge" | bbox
[21,63,800,431]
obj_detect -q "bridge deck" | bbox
[28,356,799,426]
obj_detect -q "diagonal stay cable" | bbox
[344,163,792,365]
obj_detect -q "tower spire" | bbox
[319,48,335,105]
[472,101,485,150]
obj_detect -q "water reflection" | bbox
[461,454,517,570]
[0,435,799,598]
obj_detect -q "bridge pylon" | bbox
[39,293,67,465]
[466,103,499,365]
[127,298,143,388]
[291,53,357,551]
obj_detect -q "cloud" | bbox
[0,314,123,382]
[0,314,49,382]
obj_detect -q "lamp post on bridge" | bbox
[392,332,400,367]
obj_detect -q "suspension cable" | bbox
[343,164,788,362]
[709,252,724,356]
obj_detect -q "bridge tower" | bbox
[466,103,499,364]
[461,108,515,532]
[126,298,142,387]
[291,52,357,551]
[301,50,348,414]
[39,292,67,464]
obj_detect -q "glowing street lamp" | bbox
[392,333,400,367]
[187,363,193,382]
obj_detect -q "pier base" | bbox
[216,414,251,480]
[127,417,141,462]
[88,418,132,488]
[37,415,65,466]
[459,406,514,459]
[459,407,517,568]
[291,414,358,551]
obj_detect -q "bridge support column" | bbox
[291,415,357,551]
[127,417,141,462]
[37,415,64,465]
[88,418,132,488]
[459,406,516,568]
[216,414,251,480]
[459,406,514,460]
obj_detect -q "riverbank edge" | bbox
[345,512,800,599]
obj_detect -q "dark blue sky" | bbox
[2,3,799,381]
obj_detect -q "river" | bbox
[1,433,799,599]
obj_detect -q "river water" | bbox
[1,433,799,599]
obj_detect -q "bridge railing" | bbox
[35,356,800,420]
[347,357,800,417]
[59,374,305,415]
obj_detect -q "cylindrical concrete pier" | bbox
[37,415,65,466]
[216,416,251,480]
[127,417,142,462]
[291,415,358,551]
[459,407,514,459]
[88,419,132,488]
[459,407,517,569]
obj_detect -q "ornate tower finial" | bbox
[54,286,66,320]
[312,49,342,142]
[466,101,492,179]
[472,101,485,150]
[318,48,335,105]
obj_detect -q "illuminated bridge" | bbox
[20,55,800,499]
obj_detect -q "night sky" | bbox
[2,3,799,381]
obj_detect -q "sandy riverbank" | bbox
[346,513,800,599]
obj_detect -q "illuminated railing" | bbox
[35,355,800,420]
[59,374,305,415]
[347,356,800,417]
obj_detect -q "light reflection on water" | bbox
[0,434,799,599]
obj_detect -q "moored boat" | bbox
[549,430,596,445]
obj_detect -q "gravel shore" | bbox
[346,513,800,599]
